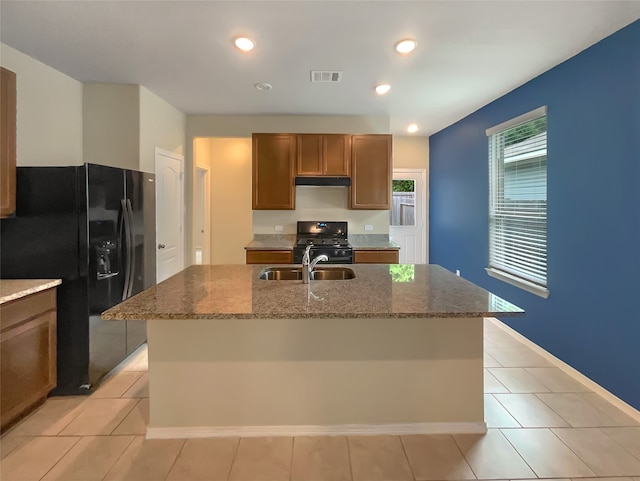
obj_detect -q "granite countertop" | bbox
[0,279,62,305]
[245,234,296,250]
[244,234,399,250]
[102,264,524,321]
[348,234,399,250]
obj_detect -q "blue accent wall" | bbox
[429,20,640,409]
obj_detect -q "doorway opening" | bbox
[194,164,211,264]
[389,169,427,264]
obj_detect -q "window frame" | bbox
[485,106,550,299]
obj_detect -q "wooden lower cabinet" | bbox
[1,288,57,432]
[354,250,399,264]
[246,250,293,264]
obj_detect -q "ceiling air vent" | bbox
[310,70,343,83]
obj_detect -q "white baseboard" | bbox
[146,421,487,439]
[487,317,640,423]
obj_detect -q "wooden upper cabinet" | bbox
[1,67,17,218]
[296,134,323,175]
[252,134,296,210]
[350,134,392,210]
[296,134,350,176]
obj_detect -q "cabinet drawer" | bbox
[246,250,293,264]
[354,250,399,264]
[1,289,56,332]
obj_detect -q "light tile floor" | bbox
[1,318,639,481]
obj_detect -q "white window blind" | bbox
[487,107,548,292]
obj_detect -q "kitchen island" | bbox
[103,264,523,439]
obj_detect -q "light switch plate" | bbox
[365,225,373,231]
[274,225,284,232]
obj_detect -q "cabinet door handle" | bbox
[158,243,166,249]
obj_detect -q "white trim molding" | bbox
[486,105,547,137]
[486,267,550,299]
[146,422,487,440]
[487,317,640,423]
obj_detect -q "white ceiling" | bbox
[1,1,638,135]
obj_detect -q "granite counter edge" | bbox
[0,279,62,305]
[102,310,525,321]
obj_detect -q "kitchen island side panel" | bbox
[146,316,484,436]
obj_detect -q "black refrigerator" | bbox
[0,163,156,394]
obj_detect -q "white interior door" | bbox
[155,148,184,282]
[194,165,211,265]
[389,169,427,264]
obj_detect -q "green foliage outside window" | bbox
[503,117,546,146]
[392,180,414,192]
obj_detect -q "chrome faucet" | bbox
[301,245,328,284]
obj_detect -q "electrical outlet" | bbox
[365,225,373,231]
[274,225,283,232]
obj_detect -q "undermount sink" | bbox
[258,267,356,281]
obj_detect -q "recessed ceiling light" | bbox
[255,82,272,91]
[234,37,255,52]
[375,84,391,95]
[407,123,419,133]
[394,39,417,55]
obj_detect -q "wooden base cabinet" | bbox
[246,250,293,264]
[1,288,57,432]
[354,250,399,264]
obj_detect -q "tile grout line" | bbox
[289,436,295,481]
[106,398,142,436]
[487,317,640,423]
[544,427,597,478]
[596,426,640,464]
[451,432,480,480]
[162,437,188,481]
[532,392,620,428]
[33,435,81,481]
[397,435,417,481]
[488,393,523,428]
[346,436,355,481]
[225,436,241,481]
[496,427,544,479]
[98,434,137,481]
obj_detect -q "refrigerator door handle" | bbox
[121,199,132,301]
[125,199,136,299]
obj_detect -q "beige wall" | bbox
[139,87,186,173]
[0,43,83,166]
[206,138,253,264]
[83,83,140,170]
[393,136,429,170]
[187,115,389,138]
[83,84,186,173]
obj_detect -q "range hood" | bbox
[295,176,351,187]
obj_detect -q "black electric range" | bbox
[292,221,353,264]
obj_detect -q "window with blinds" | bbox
[486,106,548,297]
